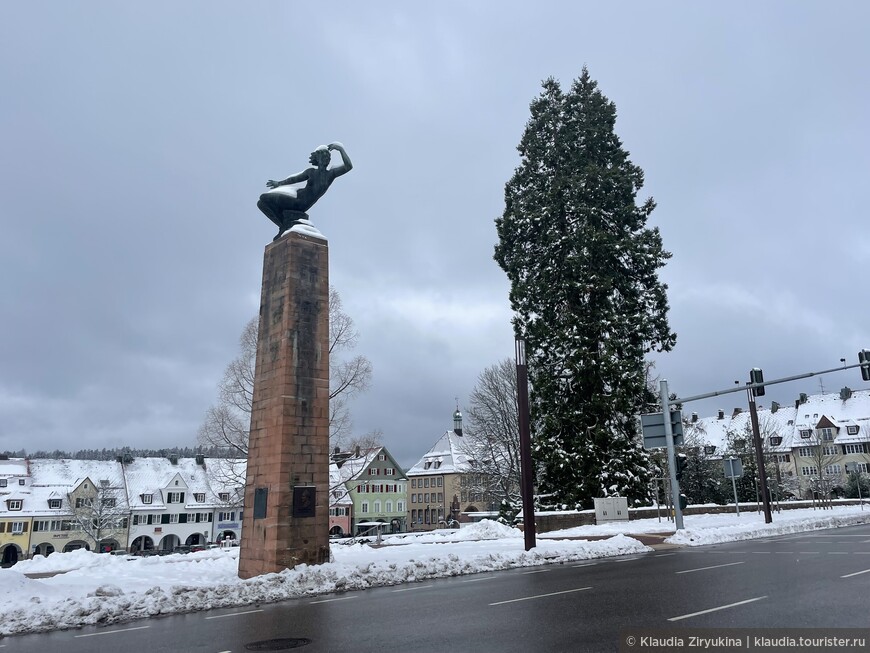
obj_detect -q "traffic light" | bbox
[859,350,870,382]
[750,367,765,396]
[675,453,688,481]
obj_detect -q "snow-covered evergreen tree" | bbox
[494,68,676,508]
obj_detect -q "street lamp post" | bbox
[515,338,536,551]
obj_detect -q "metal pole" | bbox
[515,338,536,551]
[858,473,864,511]
[660,380,684,530]
[747,389,773,524]
[730,466,740,516]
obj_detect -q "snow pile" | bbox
[666,509,869,546]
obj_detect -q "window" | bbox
[142,494,153,505]
[858,463,869,473]
[386,501,393,512]
[33,520,50,532]
[100,479,110,487]
[101,498,117,508]
[397,501,405,512]
[424,461,431,470]
[217,492,229,501]
[378,453,386,461]
[438,493,443,502]
[48,499,62,509]
[0,479,6,487]
[798,447,815,457]
[411,509,417,522]
[410,494,416,504]
[10,521,25,534]
[373,501,381,513]
[167,491,185,504]
[424,478,430,488]
[800,466,818,476]
[75,497,93,508]
[7,500,22,511]
[417,493,422,503]
[194,493,205,502]
[434,461,442,469]
[369,468,378,476]
[411,479,416,489]
[845,444,865,454]
[437,477,443,487]
[361,502,369,514]
[424,493,430,503]
[19,478,25,486]
[847,426,860,435]
[385,468,395,476]
[822,446,838,456]
[800,430,812,439]
[772,454,790,463]
[821,428,834,441]
[824,465,841,475]
[168,514,179,524]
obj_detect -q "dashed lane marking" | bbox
[75,625,151,638]
[393,585,434,592]
[522,569,550,574]
[676,561,745,575]
[490,586,592,606]
[460,576,496,583]
[668,596,767,622]
[310,596,358,604]
[572,563,598,568]
[654,553,676,558]
[841,568,870,579]
[205,609,264,620]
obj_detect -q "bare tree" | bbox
[198,286,373,456]
[67,481,129,552]
[459,359,522,520]
[795,429,843,507]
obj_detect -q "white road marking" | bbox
[393,585,433,592]
[854,551,870,554]
[460,576,496,583]
[74,625,151,638]
[490,586,592,606]
[797,551,820,554]
[828,552,849,555]
[522,569,550,574]
[774,551,795,554]
[841,568,870,578]
[310,596,358,604]
[668,596,767,622]
[572,562,598,568]
[676,561,745,575]
[205,609,264,620]
[654,553,676,558]
[751,551,772,554]
[613,557,642,563]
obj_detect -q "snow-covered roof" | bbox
[406,430,471,475]
[686,388,870,453]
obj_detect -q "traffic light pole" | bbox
[660,379,684,530]
[747,389,773,524]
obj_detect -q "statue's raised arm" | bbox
[257,142,353,241]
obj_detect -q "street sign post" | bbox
[723,457,743,516]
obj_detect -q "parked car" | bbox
[109,549,130,556]
[173,545,191,554]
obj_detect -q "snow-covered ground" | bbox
[2,506,867,637]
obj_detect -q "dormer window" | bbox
[434,461,441,469]
[821,428,834,441]
[800,429,812,439]
[218,492,230,501]
[194,493,205,502]
[100,479,110,487]
[769,436,782,447]
[142,494,153,504]
[48,499,62,509]
[167,491,185,504]
[424,462,432,470]
[847,425,859,435]
[0,479,6,487]
[19,479,25,486]
[7,499,22,511]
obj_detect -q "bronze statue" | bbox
[258,142,353,240]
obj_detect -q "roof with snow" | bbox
[406,429,472,476]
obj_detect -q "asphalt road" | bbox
[5,523,870,653]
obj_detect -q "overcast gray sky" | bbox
[2,3,868,468]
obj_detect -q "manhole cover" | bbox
[245,638,312,651]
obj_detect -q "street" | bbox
[5,523,870,653]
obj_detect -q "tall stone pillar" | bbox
[238,228,330,579]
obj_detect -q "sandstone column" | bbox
[238,229,330,578]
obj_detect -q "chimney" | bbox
[169,454,179,465]
[195,454,205,466]
[840,387,853,401]
[771,401,780,413]
[354,446,361,458]
[799,393,808,404]
[691,412,698,423]
[717,409,725,420]
[732,407,742,417]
